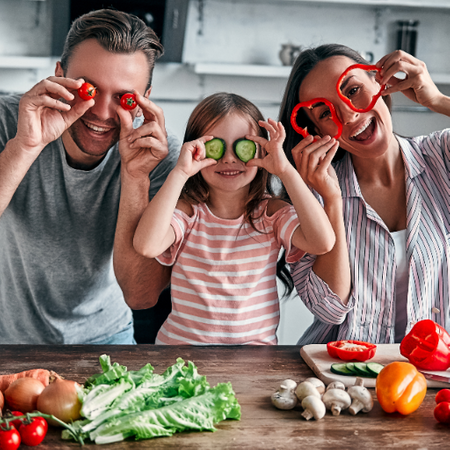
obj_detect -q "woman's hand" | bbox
[376,50,443,110]
[292,135,341,203]
[247,118,291,177]
[174,136,218,179]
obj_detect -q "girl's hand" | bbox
[175,136,218,178]
[292,135,341,203]
[376,50,443,109]
[247,118,290,177]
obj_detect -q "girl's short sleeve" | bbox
[271,204,305,264]
[155,207,194,266]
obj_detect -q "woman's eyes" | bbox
[318,108,331,120]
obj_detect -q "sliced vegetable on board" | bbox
[375,361,427,415]
[400,319,450,371]
[330,362,384,378]
[327,340,377,362]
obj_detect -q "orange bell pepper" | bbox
[375,361,427,415]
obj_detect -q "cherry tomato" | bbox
[120,93,137,110]
[3,411,24,430]
[78,82,97,101]
[18,417,47,446]
[434,401,450,424]
[0,426,21,450]
[436,389,450,404]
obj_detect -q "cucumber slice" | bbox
[345,362,358,375]
[233,138,256,162]
[330,363,354,376]
[366,362,384,377]
[205,138,225,160]
[353,362,372,377]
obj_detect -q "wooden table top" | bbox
[0,345,448,449]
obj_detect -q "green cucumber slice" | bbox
[330,363,354,376]
[366,362,384,376]
[345,362,358,375]
[233,138,256,162]
[353,362,372,377]
[205,138,225,160]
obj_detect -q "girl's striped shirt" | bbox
[155,200,304,345]
[292,129,450,345]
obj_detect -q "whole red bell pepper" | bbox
[400,319,450,371]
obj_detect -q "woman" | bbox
[279,44,450,345]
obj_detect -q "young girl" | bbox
[133,92,336,345]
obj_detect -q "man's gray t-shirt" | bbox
[0,94,179,344]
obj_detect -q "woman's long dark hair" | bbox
[279,43,392,165]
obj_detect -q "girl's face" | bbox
[298,55,395,159]
[200,113,260,195]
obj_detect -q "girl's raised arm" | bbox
[248,119,335,255]
[133,136,216,258]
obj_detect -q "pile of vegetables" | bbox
[0,356,240,446]
[64,355,241,445]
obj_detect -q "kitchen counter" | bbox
[0,345,447,449]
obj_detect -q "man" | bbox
[0,9,177,344]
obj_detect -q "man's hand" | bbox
[117,91,169,179]
[16,76,94,155]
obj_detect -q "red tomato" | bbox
[5,411,24,430]
[434,401,450,424]
[327,340,377,361]
[18,417,48,446]
[436,389,450,404]
[78,82,97,101]
[0,427,21,450]
[120,93,137,110]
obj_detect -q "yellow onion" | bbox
[4,377,45,412]
[37,379,82,425]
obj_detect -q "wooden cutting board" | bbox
[300,343,450,388]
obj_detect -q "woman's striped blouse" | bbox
[292,129,450,345]
[155,200,303,345]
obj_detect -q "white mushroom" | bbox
[295,381,321,402]
[304,377,325,395]
[326,381,346,391]
[271,384,298,410]
[322,388,352,416]
[280,379,298,393]
[347,378,374,415]
[301,395,326,420]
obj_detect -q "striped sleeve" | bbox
[155,207,193,267]
[270,204,305,263]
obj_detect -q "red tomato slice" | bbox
[327,340,377,361]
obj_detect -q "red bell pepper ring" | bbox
[290,97,343,140]
[336,64,386,113]
[326,340,377,362]
[400,319,450,371]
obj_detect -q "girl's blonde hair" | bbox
[181,92,276,230]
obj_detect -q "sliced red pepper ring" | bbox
[336,64,386,113]
[327,340,377,362]
[290,97,343,140]
[400,319,450,371]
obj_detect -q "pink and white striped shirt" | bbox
[292,129,450,345]
[155,200,304,345]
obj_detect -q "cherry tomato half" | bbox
[78,82,97,101]
[436,389,450,404]
[120,93,137,110]
[0,427,21,450]
[18,417,48,446]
